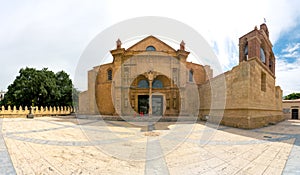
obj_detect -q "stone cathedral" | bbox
[79,23,284,129]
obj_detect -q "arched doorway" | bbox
[129,73,179,116]
[292,109,299,119]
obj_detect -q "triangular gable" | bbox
[127,35,177,52]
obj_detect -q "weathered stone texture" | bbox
[79,24,284,129]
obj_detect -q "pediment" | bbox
[127,36,176,52]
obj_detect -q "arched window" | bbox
[189,69,194,82]
[152,79,163,88]
[146,46,156,51]
[107,69,112,81]
[260,47,266,63]
[138,80,149,88]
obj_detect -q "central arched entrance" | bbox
[129,72,179,116]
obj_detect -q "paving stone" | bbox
[1,117,300,174]
[0,119,16,175]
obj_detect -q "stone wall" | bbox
[79,91,89,113]
[199,57,284,129]
[85,36,211,116]
[93,54,208,116]
[95,63,115,115]
[0,106,73,118]
[78,66,99,114]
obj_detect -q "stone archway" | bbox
[129,71,180,116]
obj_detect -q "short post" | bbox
[27,106,34,119]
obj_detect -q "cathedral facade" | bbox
[79,23,284,129]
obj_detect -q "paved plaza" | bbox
[0,116,300,174]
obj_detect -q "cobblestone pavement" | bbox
[1,116,300,174]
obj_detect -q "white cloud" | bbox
[0,1,111,90]
[280,43,300,59]
[283,43,300,53]
[106,0,300,69]
[276,58,300,95]
[277,42,300,95]
[281,52,299,58]
[0,0,300,94]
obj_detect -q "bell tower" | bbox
[238,23,275,75]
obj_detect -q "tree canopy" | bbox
[2,67,76,107]
[284,92,300,100]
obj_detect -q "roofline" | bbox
[126,35,177,52]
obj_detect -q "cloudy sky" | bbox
[0,0,299,96]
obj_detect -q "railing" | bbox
[0,106,74,117]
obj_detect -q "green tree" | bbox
[2,67,74,107]
[55,71,73,106]
[284,92,300,100]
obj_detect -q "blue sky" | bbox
[273,17,300,95]
[274,20,300,64]
[0,0,299,96]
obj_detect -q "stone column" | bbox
[147,71,155,116]
[149,79,152,116]
[146,70,156,116]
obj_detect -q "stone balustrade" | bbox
[0,106,73,118]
